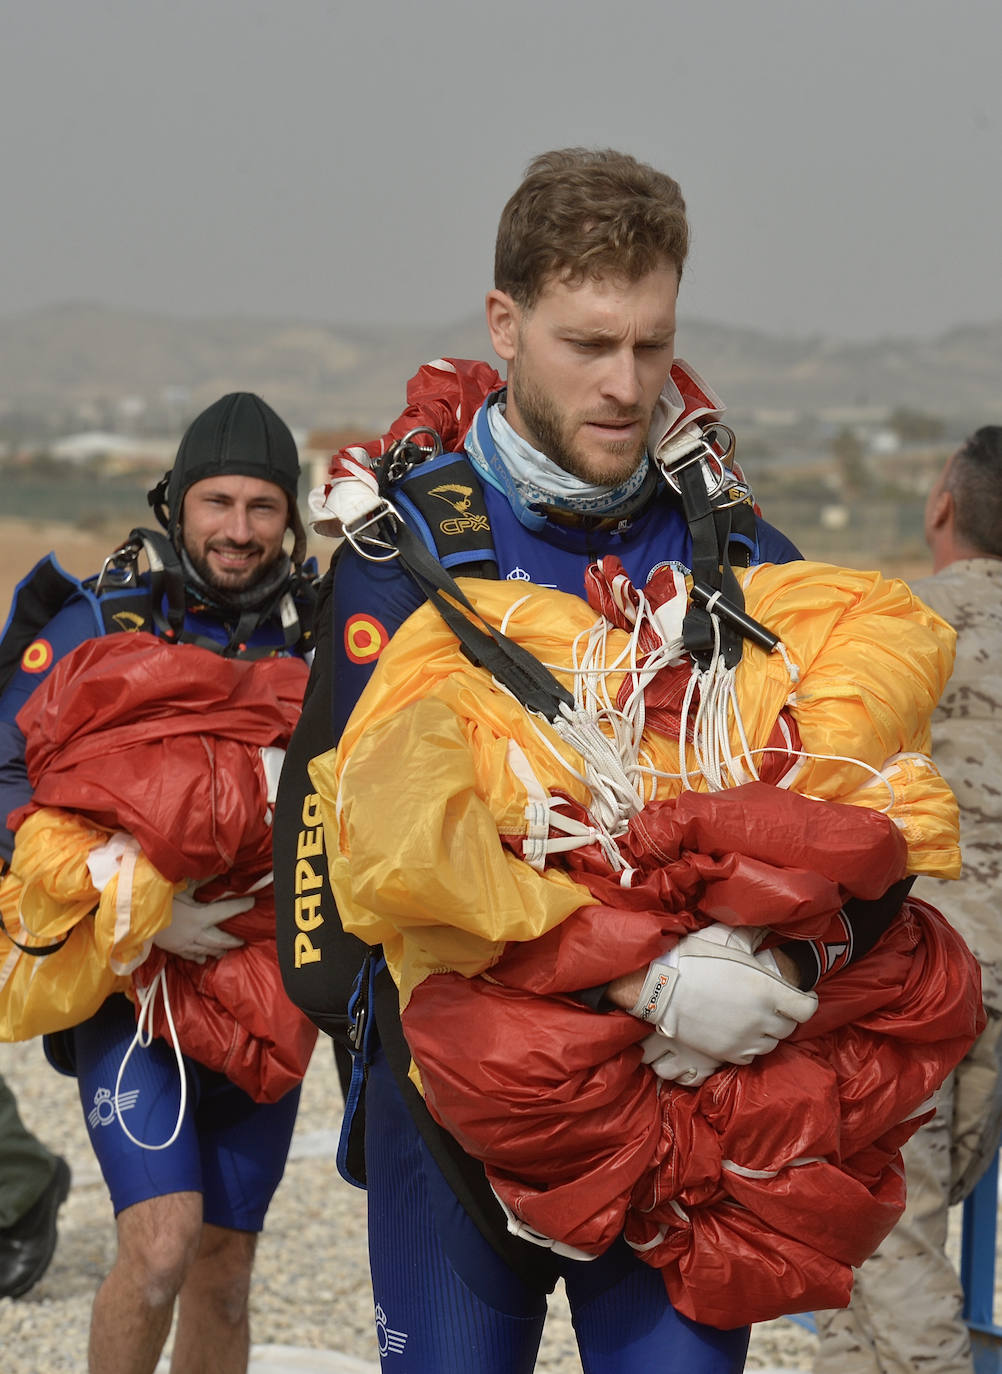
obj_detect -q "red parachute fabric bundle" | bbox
[137,901,314,1104]
[12,632,317,1101]
[324,356,505,483]
[15,633,304,883]
[401,785,983,1327]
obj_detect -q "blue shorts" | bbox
[72,994,300,1231]
[364,1050,750,1374]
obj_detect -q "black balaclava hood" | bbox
[149,392,307,564]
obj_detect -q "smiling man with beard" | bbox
[153,390,311,630]
[0,391,316,1374]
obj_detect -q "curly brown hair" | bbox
[494,148,689,309]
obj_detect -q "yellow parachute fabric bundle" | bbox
[315,561,958,1007]
[0,808,175,1041]
[317,695,591,1006]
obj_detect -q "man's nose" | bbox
[602,350,643,407]
[223,505,253,542]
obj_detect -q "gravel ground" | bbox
[0,1036,818,1372]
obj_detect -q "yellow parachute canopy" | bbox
[314,562,958,1007]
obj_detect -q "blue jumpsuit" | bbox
[325,404,800,1372]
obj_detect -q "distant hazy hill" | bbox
[2,303,999,431]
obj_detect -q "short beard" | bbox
[509,360,648,487]
[186,544,273,595]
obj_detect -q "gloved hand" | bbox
[640,1030,723,1086]
[631,922,818,1066]
[152,886,252,964]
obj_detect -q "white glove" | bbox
[152,886,252,963]
[640,1031,723,1086]
[631,922,818,1066]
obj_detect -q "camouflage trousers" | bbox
[814,1007,1002,1374]
[0,1071,58,1228]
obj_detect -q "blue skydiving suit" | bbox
[322,400,801,1373]
[0,561,310,1230]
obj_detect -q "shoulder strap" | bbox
[393,521,573,722]
[393,454,499,580]
[359,446,572,720]
[0,555,83,696]
[657,424,775,670]
[91,582,156,638]
[90,528,187,641]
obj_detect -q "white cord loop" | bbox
[507,562,899,873]
[114,967,188,1151]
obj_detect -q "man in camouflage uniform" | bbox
[815,425,1002,1374]
[0,1074,70,1297]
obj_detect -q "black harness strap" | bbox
[394,456,499,580]
[675,461,747,670]
[0,557,82,698]
[106,527,189,642]
[0,910,69,956]
[393,521,574,722]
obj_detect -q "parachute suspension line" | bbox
[680,621,902,810]
[511,570,895,868]
[514,584,686,864]
[552,704,642,847]
[612,592,692,805]
[677,665,701,793]
[727,675,763,783]
[496,678,628,871]
[114,967,188,1151]
[742,746,901,812]
[675,607,731,791]
[548,592,664,840]
[498,594,534,634]
[687,661,760,790]
[776,640,801,685]
[507,610,648,870]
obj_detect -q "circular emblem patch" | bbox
[344,614,389,665]
[20,639,54,674]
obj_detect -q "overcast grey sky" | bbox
[3,0,1000,341]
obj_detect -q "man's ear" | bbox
[928,485,954,533]
[486,289,520,362]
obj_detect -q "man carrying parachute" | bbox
[0,393,318,1374]
[276,148,983,1374]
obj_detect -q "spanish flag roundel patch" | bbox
[344,614,389,665]
[20,639,54,674]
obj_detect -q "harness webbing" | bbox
[0,911,69,956]
[674,462,746,670]
[393,521,575,722]
[119,527,312,659]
